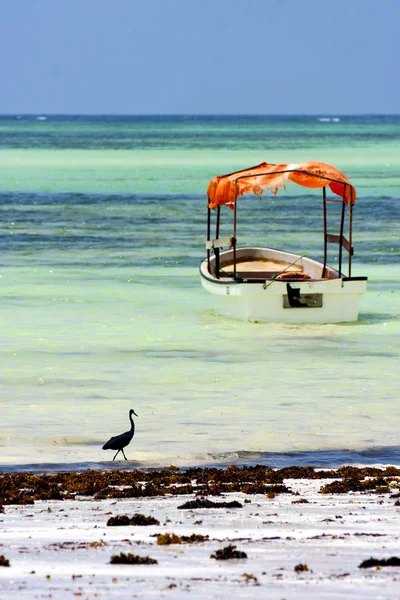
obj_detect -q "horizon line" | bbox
[1,112,400,118]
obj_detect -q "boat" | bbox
[199,161,367,323]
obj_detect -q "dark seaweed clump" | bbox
[241,483,291,495]
[0,556,10,567]
[320,477,392,494]
[107,515,131,526]
[0,465,288,505]
[211,544,247,560]
[294,563,309,573]
[178,497,242,510]
[130,513,160,525]
[110,553,158,565]
[107,513,160,527]
[1,465,399,505]
[359,556,400,569]
[157,533,209,545]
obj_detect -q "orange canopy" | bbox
[207,161,356,209]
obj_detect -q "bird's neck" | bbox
[129,413,135,432]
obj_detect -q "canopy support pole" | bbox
[348,187,353,277]
[338,190,346,276]
[207,198,211,274]
[233,182,237,278]
[322,187,327,278]
[215,206,221,279]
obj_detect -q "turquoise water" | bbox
[0,115,399,471]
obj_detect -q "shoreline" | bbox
[1,444,400,474]
[1,465,400,599]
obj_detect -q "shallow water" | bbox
[0,115,399,470]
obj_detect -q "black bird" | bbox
[102,409,138,461]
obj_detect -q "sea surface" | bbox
[0,115,399,472]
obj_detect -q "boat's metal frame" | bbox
[206,168,354,281]
[201,166,367,323]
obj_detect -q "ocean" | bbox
[0,115,399,472]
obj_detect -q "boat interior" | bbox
[207,247,339,282]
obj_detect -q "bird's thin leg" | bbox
[113,449,121,461]
[122,449,128,460]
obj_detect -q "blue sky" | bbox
[0,0,398,114]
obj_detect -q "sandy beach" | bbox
[1,466,400,599]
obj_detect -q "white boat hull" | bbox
[200,248,367,324]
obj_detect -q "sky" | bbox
[0,0,399,115]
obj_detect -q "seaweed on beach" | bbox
[194,466,287,495]
[0,556,10,567]
[0,473,67,505]
[241,573,259,585]
[107,513,160,526]
[241,483,292,495]
[320,477,391,494]
[320,478,366,494]
[157,533,209,545]
[3,492,35,506]
[129,513,160,525]
[210,544,247,560]
[358,556,400,569]
[178,497,243,510]
[107,515,131,526]
[294,563,309,573]
[157,533,182,545]
[46,540,108,550]
[278,465,400,480]
[277,466,318,479]
[110,552,158,565]
[334,466,385,479]
[1,465,399,504]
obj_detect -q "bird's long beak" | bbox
[133,410,138,417]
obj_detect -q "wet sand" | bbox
[1,466,400,599]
